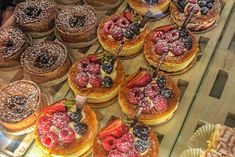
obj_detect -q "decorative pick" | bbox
[181,7,197,30]
[171,0,184,13]
[111,41,125,64]
[75,95,87,109]
[152,52,168,78]
[140,10,153,28]
[130,107,143,127]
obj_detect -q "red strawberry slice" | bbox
[127,71,152,89]
[43,99,66,115]
[123,11,133,22]
[102,135,117,151]
[88,54,99,64]
[99,119,128,139]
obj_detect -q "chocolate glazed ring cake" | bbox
[14,0,57,38]
[55,5,98,48]
[0,80,46,134]
[21,41,71,87]
[0,27,28,68]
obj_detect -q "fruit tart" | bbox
[97,11,149,57]
[144,24,198,73]
[0,27,28,68]
[93,118,159,157]
[0,80,46,133]
[119,69,180,125]
[127,0,171,17]
[55,5,98,48]
[20,41,71,87]
[171,0,221,32]
[14,0,57,38]
[67,53,125,105]
[34,99,98,156]
[84,0,123,10]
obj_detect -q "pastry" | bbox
[34,99,98,156]
[20,41,71,87]
[93,118,159,157]
[55,5,98,48]
[144,24,198,73]
[0,27,28,68]
[200,150,223,157]
[119,69,180,125]
[67,53,125,105]
[0,80,46,133]
[127,0,170,16]
[84,0,122,10]
[97,11,149,57]
[14,0,57,38]
[171,0,221,32]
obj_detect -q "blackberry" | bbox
[70,112,82,123]
[34,53,58,69]
[144,0,158,4]
[101,63,114,74]
[156,76,167,88]
[198,0,207,7]
[160,88,173,99]
[135,139,149,153]
[24,6,42,18]
[74,122,88,135]
[179,28,188,38]
[201,7,209,15]
[124,29,135,40]
[133,125,150,141]
[69,16,86,28]
[177,0,187,10]
[129,23,140,35]
[182,36,192,50]
[102,76,113,88]
[207,2,213,9]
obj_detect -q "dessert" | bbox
[67,53,125,105]
[20,41,71,87]
[0,27,28,68]
[119,69,180,125]
[55,5,98,48]
[144,24,198,73]
[84,0,123,10]
[93,118,159,157]
[0,80,46,133]
[200,150,223,157]
[35,99,98,156]
[127,0,171,17]
[14,0,57,38]
[97,11,149,57]
[171,0,221,32]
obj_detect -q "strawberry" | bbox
[88,54,99,64]
[123,11,133,22]
[43,99,66,114]
[99,119,128,139]
[127,71,152,89]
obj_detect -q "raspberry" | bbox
[165,29,180,43]
[76,72,89,88]
[116,17,130,29]
[104,20,115,35]
[78,58,90,72]
[41,132,58,148]
[116,133,134,153]
[155,39,169,55]
[144,83,160,99]
[59,127,75,144]
[138,98,153,113]
[111,27,124,41]
[127,149,140,157]
[153,95,168,113]
[89,74,102,88]
[102,135,117,151]
[152,31,165,43]
[38,115,52,134]
[170,40,185,56]
[128,88,144,105]
[111,15,121,23]
[108,150,124,157]
[87,63,100,74]
[51,112,70,129]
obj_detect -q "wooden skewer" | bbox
[140,10,153,28]
[111,41,124,64]
[171,0,184,13]
[181,7,197,30]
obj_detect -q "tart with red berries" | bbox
[97,11,149,57]
[127,0,171,17]
[144,24,198,73]
[171,0,221,32]
[67,53,125,105]
[119,69,180,125]
[93,118,159,157]
[34,99,98,156]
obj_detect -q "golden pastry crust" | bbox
[35,105,98,156]
[118,72,180,125]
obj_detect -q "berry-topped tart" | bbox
[0,80,47,135]
[55,5,98,48]
[127,0,171,19]
[20,41,71,87]
[67,53,125,107]
[144,24,198,73]
[118,68,180,125]
[14,0,57,38]
[93,118,159,157]
[34,98,98,156]
[171,0,221,32]
[97,11,149,58]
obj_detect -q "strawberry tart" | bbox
[144,24,198,73]
[67,53,125,106]
[97,11,149,57]
[119,69,180,125]
[93,118,159,157]
[171,0,221,32]
[34,99,98,156]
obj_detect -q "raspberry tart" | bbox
[93,118,159,157]
[67,53,124,106]
[84,0,123,10]
[144,24,198,73]
[34,99,98,156]
[0,80,46,134]
[97,11,149,57]
[0,27,28,68]
[171,0,221,32]
[119,69,180,125]
[14,0,57,38]
[20,41,71,87]
[55,5,98,48]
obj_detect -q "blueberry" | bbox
[182,36,192,50]
[207,2,213,9]
[160,88,173,99]
[69,16,86,28]
[135,139,149,153]
[129,23,140,35]
[74,122,88,135]
[102,76,113,88]
[156,76,167,88]
[133,125,150,141]
[101,63,114,74]
[201,7,209,15]
[24,6,42,18]
[70,112,82,123]
[198,0,207,7]
[124,29,135,40]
